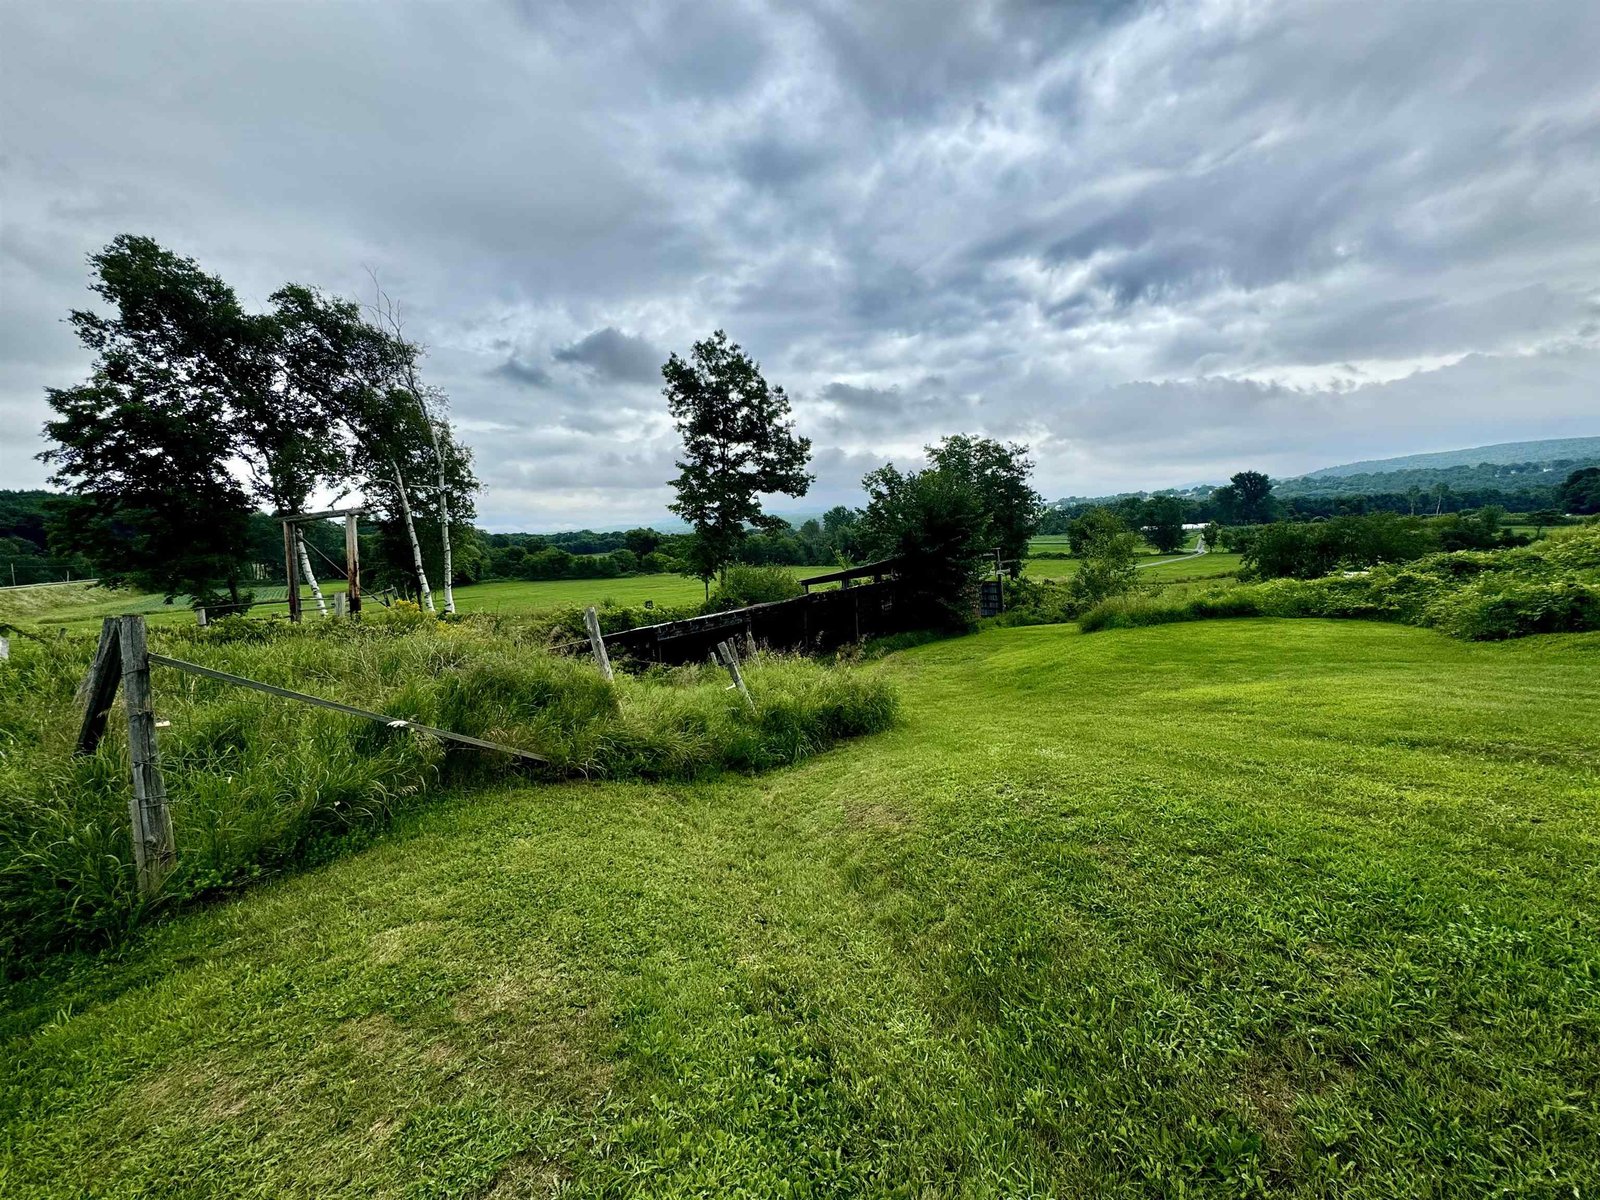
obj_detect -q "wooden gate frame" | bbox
[281,505,366,623]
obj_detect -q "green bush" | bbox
[709,564,804,609]
[1080,523,1600,643]
[0,616,896,962]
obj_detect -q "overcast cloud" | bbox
[3,0,1597,528]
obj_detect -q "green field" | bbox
[0,568,837,633]
[5,619,1597,1196]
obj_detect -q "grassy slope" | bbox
[4,619,1598,1197]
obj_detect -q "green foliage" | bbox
[1558,465,1600,514]
[1064,516,1140,611]
[924,434,1043,572]
[38,235,479,608]
[708,564,804,609]
[1066,505,1126,556]
[40,236,259,604]
[1241,512,1440,579]
[858,461,989,628]
[1140,494,1186,553]
[0,617,895,960]
[1213,469,1275,524]
[1084,523,1600,642]
[663,330,813,582]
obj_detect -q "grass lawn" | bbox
[4,619,1597,1196]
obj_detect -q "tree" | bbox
[924,435,1042,575]
[1067,507,1126,556]
[858,462,989,628]
[1214,470,1274,525]
[1141,495,1186,554]
[1558,467,1600,515]
[1065,517,1139,612]
[39,236,257,605]
[1527,509,1561,537]
[663,331,812,593]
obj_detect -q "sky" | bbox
[2,0,1598,531]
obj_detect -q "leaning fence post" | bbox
[119,614,175,895]
[75,616,123,755]
[583,606,614,683]
[716,639,755,712]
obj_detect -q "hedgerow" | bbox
[1080,522,1600,641]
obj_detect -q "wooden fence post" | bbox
[282,519,302,623]
[344,512,362,616]
[119,615,174,895]
[75,617,123,755]
[583,606,614,683]
[716,639,755,711]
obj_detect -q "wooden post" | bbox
[583,606,614,683]
[195,606,208,628]
[344,513,361,616]
[333,592,348,618]
[282,520,302,623]
[716,639,755,711]
[119,615,174,895]
[0,634,8,661]
[75,617,123,755]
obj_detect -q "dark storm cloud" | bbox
[490,357,553,389]
[2,0,1597,527]
[552,328,665,384]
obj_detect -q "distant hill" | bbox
[1299,437,1600,480]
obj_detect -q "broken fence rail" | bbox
[145,652,548,763]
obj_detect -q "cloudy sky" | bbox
[3,0,1597,529]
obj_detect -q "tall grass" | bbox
[0,615,896,963]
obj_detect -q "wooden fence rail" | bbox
[72,614,547,896]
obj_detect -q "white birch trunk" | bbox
[425,417,455,614]
[392,460,435,612]
[296,529,328,617]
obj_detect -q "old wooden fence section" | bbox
[73,613,545,896]
[599,559,920,665]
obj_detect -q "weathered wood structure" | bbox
[598,558,918,666]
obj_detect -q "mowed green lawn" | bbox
[4,619,1598,1197]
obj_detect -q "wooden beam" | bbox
[344,513,361,616]
[716,639,755,712]
[75,617,123,756]
[583,606,614,683]
[120,615,174,895]
[282,505,370,523]
[282,519,301,624]
[146,653,548,763]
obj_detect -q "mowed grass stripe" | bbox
[3,620,1598,1197]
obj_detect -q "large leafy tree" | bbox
[858,461,990,629]
[663,330,812,591]
[1141,495,1187,554]
[40,236,258,604]
[924,435,1043,575]
[1213,469,1275,524]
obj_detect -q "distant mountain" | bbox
[1298,437,1600,480]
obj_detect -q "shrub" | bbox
[709,564,803,610]
[1079,523,1600,643]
